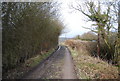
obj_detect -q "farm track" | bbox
[22,46,77,79]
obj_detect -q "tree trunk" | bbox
[114,1,120,67]
[118,2,120,38]
[117,1,120,67]
[97,32,100,57]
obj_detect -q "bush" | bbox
[75,31,97,41]
[2,2,63,73]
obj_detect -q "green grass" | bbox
[5,49,55,79]
[25,49,54,67]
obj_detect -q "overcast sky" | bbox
[57,0,92,38]
[57,0,117,38]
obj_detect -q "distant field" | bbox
[59,37,72,43]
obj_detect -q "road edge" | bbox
[65,46,78,79]
[21,46,61,79]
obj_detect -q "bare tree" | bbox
[71,1,111,57]
[2,2,64,77]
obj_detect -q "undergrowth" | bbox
[64,39,119,79]
[3,49,55,79]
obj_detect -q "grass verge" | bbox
[63,40,119,79]
[4,48,55,79]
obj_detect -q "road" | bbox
[23,46,77,79]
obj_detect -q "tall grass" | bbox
[64,39,118,79]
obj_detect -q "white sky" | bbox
[57,0,117,38]
[57,0,92,38]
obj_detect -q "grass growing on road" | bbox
[64,40,118,79]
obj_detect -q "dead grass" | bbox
[64,39,119,79]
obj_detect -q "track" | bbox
[22,46,77,79]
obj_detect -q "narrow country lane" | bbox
[22,46,77,79]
